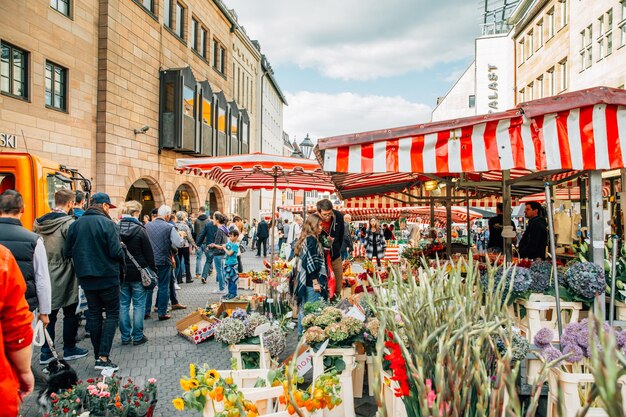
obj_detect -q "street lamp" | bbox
[298,134,314,219]
[299,133,314,159]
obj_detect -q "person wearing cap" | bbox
[64,192,125,372]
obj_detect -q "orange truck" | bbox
[0,152,91,230]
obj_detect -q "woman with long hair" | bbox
[362,217,386,267]
[293,214,327,335]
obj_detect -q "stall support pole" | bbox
[610,235,619,325]
[302,191,307,221]
[466,194,471,252]
[545,183,563,337]
[620,169,626,240]
[588,170,606,319]
[430,197,435,230]
[446,186,452,258]
[503,170,513,264]
[270,174,278,282]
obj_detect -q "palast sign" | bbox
[0,133,17,149]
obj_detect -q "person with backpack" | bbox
[118,200,155,346]
[209,212,229,294]
[194,207,211,281]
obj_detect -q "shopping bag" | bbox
[75,286,88,315]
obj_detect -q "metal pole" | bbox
[270,173,277,280]
[466,193,471,252]
[430,197,435,229]
[588,170,606,319]
[545,183,563,337]
[610,235,618,325]
[446,185,452,258]
[302,191,307,221]
[503,170,513,263]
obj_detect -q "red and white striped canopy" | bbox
[319,87,626,175]
[519,185,612,203]
[176,153,335,193]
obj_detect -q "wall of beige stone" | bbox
[0,0,99,179]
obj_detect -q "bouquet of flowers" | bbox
[564,262,606,300]
[302,306,365,349]
[46,376,157,417]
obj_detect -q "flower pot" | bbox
[312,347,356,417]
[547,367,626,417]
[512,294,582,343]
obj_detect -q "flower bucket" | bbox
[547,367,626,417]
[366,356,375,396]
[381,370,408,417]
[229,344,271,370]
[352,354,367,398]
[612,299,626,321]
[512,294,582,343]
[312,347,356,417]
[203,385,286,417]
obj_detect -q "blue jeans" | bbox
[196,246,214,278]
[214,255,225,291]
[225,264,238,298]
[145,264,172,317]
[119,281,146,342]
[84,286,119,359]
[298,286,322,336]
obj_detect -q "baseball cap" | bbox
[91,192,117,208]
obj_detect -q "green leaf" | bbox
[334,358,346,372]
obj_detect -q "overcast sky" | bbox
[225,0,482,145]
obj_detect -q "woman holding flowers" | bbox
[293,214,328,335]
[362,217,386,267]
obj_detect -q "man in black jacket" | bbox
[194,207,212,281]
[316,199,345,296]
[488,203,516,253]
[256,218,270,257]
[64,192,125,371]
[518,201,548,260]
[195,212,217,284]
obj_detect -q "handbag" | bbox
[124,247,157,290]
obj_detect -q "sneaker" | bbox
[121,339,131,346]
[133,336,149,346]
[174,283,181,290]
[211,289,225,294]
[63,346,89,361]
[39,351,54,365]
[95,358,119,371]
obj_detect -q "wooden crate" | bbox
[352,354,367,398]
[215,300,250,317]
[381,370,408,417]
[512,294,582,343]
[175,311,220,344]
[312,347,356,417]
[229,344,271,370]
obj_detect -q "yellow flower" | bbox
[180,378,192,391]
[225,376,234,385]
[204,369,220,386]
[189,363,196,379]
[190,378,200,389]
[172,397,185,411]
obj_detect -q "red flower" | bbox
[384,332,411,397]
[137,392,143,398]
[63,408,69,413]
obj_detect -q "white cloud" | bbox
[226,0,479,81]
[284,91,432,143]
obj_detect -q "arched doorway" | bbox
[173,183,198,214]
[126,178,160,218]
[206,186,224,214]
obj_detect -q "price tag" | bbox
[267,298,274,304]
[345,305,366,322]
[296,349,313,377]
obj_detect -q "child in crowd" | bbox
[215,229,240,299]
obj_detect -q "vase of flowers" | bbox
[46,376,157,417]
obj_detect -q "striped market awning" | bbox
[318,87,626,175]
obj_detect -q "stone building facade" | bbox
[0,0,277,218]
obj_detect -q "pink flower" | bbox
[425,379,437,408]
[75,398,80,403]
[148,378,156,384]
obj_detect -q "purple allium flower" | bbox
[564,344,585,363]
[616,330,626,349]
[576,326,590,349]
[541,346,563,363]
[533,328,554,348]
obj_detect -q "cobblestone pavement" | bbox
[20,248,376,417]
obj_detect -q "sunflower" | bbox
[180,378,192,391]
[204,369,220,386]
[189,363,197,379]
[172,397,185,411]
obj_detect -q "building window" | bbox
[537,76,544,98]
[518,88,525,103]
[468,95,476,108]
[200,27,208,59]
[191,17,198,51]
[547,67,555,96]
[559,0,567,29]
[527,82,534,100]
[213,39,226,75]
[518,38,525,63]
[164,0,172,28]
[537,19,544,48]
[527,30,534,57]
[606,9,614,56]
[175,2,185,39]
[134,0,153,13]
[547,8,555,39]
[559,58,568,91]
[1,42,28,100]
[580,25,592,70]
[45,61,67,111]
[50,0,70,16]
